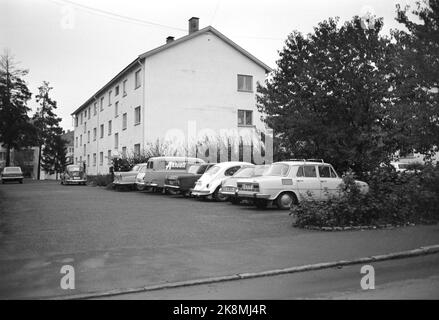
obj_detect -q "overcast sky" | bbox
[0,0,417,131]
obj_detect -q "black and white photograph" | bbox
[1,0,439,306]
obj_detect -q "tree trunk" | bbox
[5,145,11,166]
[37,144,42,180]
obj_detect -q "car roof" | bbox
[148,156,205,162]
[274,160,330,166]
[213,161,254,168]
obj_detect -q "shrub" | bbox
[87,174,113,187]
[291,165,439,228]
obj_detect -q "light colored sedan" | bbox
[219,164,270,204]
[113,163,148,190]
[1,166,24,184]
[191,161,253,201]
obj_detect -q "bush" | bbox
[87,174,113,187]
[291,165,439,228]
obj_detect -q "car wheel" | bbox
[276,192,296,210]
[254,199,268,209]
[213,187,228,202]
[167,188,180,196]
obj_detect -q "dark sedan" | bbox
[1,166,24,184]
[164,163,216,196]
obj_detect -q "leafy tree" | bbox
[257,16,397,174]
[0,51,34,166]
[41,134,67,179]
[32,81,63,179]
[391,0,439,158]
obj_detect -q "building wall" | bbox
[144,31,268,160]
[73,65,144,175]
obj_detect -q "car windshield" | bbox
[4,167,21,173]
[205,165,220,175]
[264,164,290,176]
[188,165,200,174]
[233,167,254,178]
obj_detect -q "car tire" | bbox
[213,187,228,202]
[254,199,268,209]
[276,192,297,210]
[167,188,180,196]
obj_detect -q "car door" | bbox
[296,165,321,200]
[318,165,342,199]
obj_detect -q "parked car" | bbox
[1,166,24,184]
[61,164,87,185]
[113,163,148,190]
[164,163,216,196]
[136,156,205,191]
[236,160,369,209]
[192,161,253,201]
[219,164,270,203]
[390,161,414,173]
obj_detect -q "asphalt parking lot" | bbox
[1,180,439,299]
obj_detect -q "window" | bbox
[0,151,5,161]
[266,164,290,177]
[94,103,97,116]
[108,90,112,105]
[93,128,97,141]
[84,121,87,133]
[318,165,338,178]
[87,154,90,167]
[80,134,82,145]
[237,74,253,92]
[108,120,112,135]
[108,150,112,165]
[123,79,127,96]
[225,166,241,176]
[83,144,86,155]
[134,143,140,156]
[297,165,317,178]
[135,69,141,89]
[93,153,96,166]
[80,113,83,125]
[74,116,78,127]
[100,124,104,138]
[100,97,104,111]
[114,133,119,149]
[88,107,91,119]
[84,109,87,119]
[75,137,78,148]
[122,113,127,130]
[87,131,90,143]
[115,85,119,96]
[238,110,253,126]
[122,146,127,158]
[134,106,141,125]
[115,101,119,117]
[79,156,82,163]
[99,152,103,166]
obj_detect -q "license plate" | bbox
[242,184,253,191]
[224,187,235,192]
[74,177,80,180]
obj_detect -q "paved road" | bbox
[103,253,439,299]
[0,180,439,299]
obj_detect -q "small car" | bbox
[219,164,270,204]
[236,160,369,209]
[61,164,87,185]
[1,166,24,184]
[113,163,148,190]
[164,163,216,196]
[136,156,205,191]
[191,161,253,201]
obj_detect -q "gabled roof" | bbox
[72,26,272,116]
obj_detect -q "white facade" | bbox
[72,20,273,175]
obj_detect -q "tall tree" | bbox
[41,134,67,180]
[0,50,34,166]
[32,81,63,179]
[391,0,439,158]
[257,16,397,174]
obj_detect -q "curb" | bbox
[49,244,439,300]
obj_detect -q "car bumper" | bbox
[237,190,271,199]
[65,179,87,184]
[219,188,237,196]
[191,189,212,197]
[164,184,181,190]
[113,181,135,186]
[1,176,23,181]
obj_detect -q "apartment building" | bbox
[72,17,273,175]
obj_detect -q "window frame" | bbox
[237,74,253,92]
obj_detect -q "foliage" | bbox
[87,174,113,187]
[391,0,439,158]
[32,81,66,178]
[291,165,439,228]
[0,50,34,165]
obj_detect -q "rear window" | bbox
[4,167,21,173]
[265,164,290,177]
[233,167,254,178]
[205,165,220,175]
